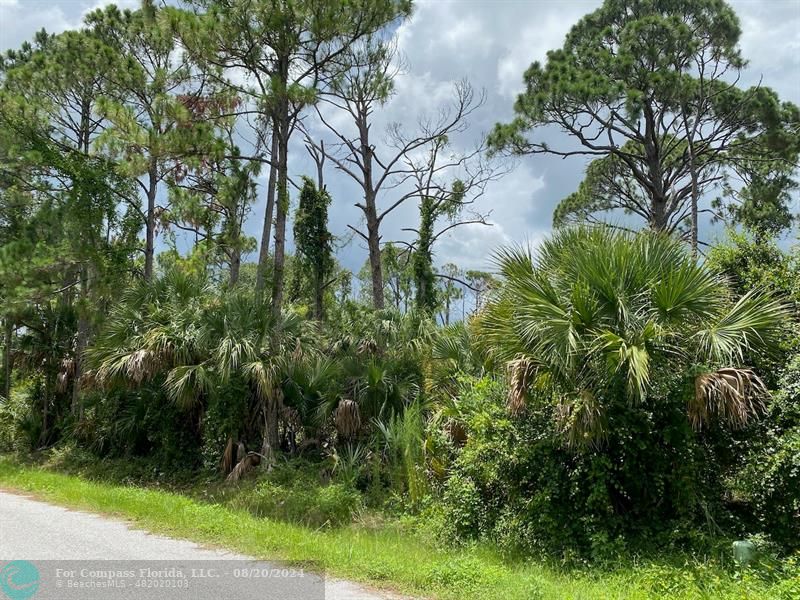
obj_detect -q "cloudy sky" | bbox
[1,0,799,278]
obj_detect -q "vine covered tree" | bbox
[293,177,334,320]
[412,196,437,313]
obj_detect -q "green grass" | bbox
[0,456,796,600]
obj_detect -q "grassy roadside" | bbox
[0,457,795,600]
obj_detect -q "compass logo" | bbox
[0,561,39,600]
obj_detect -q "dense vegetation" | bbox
[1,0,799,596]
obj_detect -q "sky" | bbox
[1,0,799,279]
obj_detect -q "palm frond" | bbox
[507,357,536,415]
[479,227,786,447]
[555,389,607,449]
[334,398,361,439]
[164,363,212,409]
[690,367,768,430]
[694,290,788,363]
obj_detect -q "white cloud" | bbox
[435,163,548,270]
[0,3,70,49]
[436,221,511,272]
[496,7,591,99]
[734,1,800,97]
[443,14,490,54]
[0,0,143,53]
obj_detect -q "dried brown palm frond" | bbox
[690,367,768,431]
[242,360,275,403]
[226,451,262,483]
[298,437,321,453]
[56,372,69,393]
[334,399,361,439]
[291,339,304,363]
[507,357,536,415]
[555,389,607,449]
[221,438,236,475]
[61,357,76,376]
[56,358,76,393]
[79,369,97,391]
[125,349,157,384]
[357,338,379,356]
[444,420,467,446]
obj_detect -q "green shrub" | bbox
[739,427,800,549]
[79,383,203,470]
[0,383,40,452]
[773,553,800,599]
[734,353,800,549]
[441,473,483,540]
[200,376,254,471]
[438,376,741,560]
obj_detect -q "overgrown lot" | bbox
[1,454,798,600]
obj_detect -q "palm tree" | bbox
[16,301,77,446]
[429,321,485,393]
[89,269,210,390]
[322,306,433,440]
[480,227,787,447]
[88,269,313,466]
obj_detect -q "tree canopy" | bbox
[490,0,800,244]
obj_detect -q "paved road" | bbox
[0,491,404,600]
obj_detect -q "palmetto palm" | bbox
[89,269,313,462]
[327,304,435,358]
[480,227,787,446]
[16,301,77,445]
[88,270,210,391]
[429,321,487,391]
[320,305,433,437]
[91,270,303,394]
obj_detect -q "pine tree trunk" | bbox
[72,267,89,420]
[229,206,242,287]
[3,317,12,401]
[314,272,324,321]
[229,251,241,286]
[643,104,670,233]
[255,128,279,296]
[271,105,290,321]
[41,385,49,447]
[366,204,384,310]
[144,159,158,281]
[650,196,669,231]
[271,141,288,320]
[688,143,699,258]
